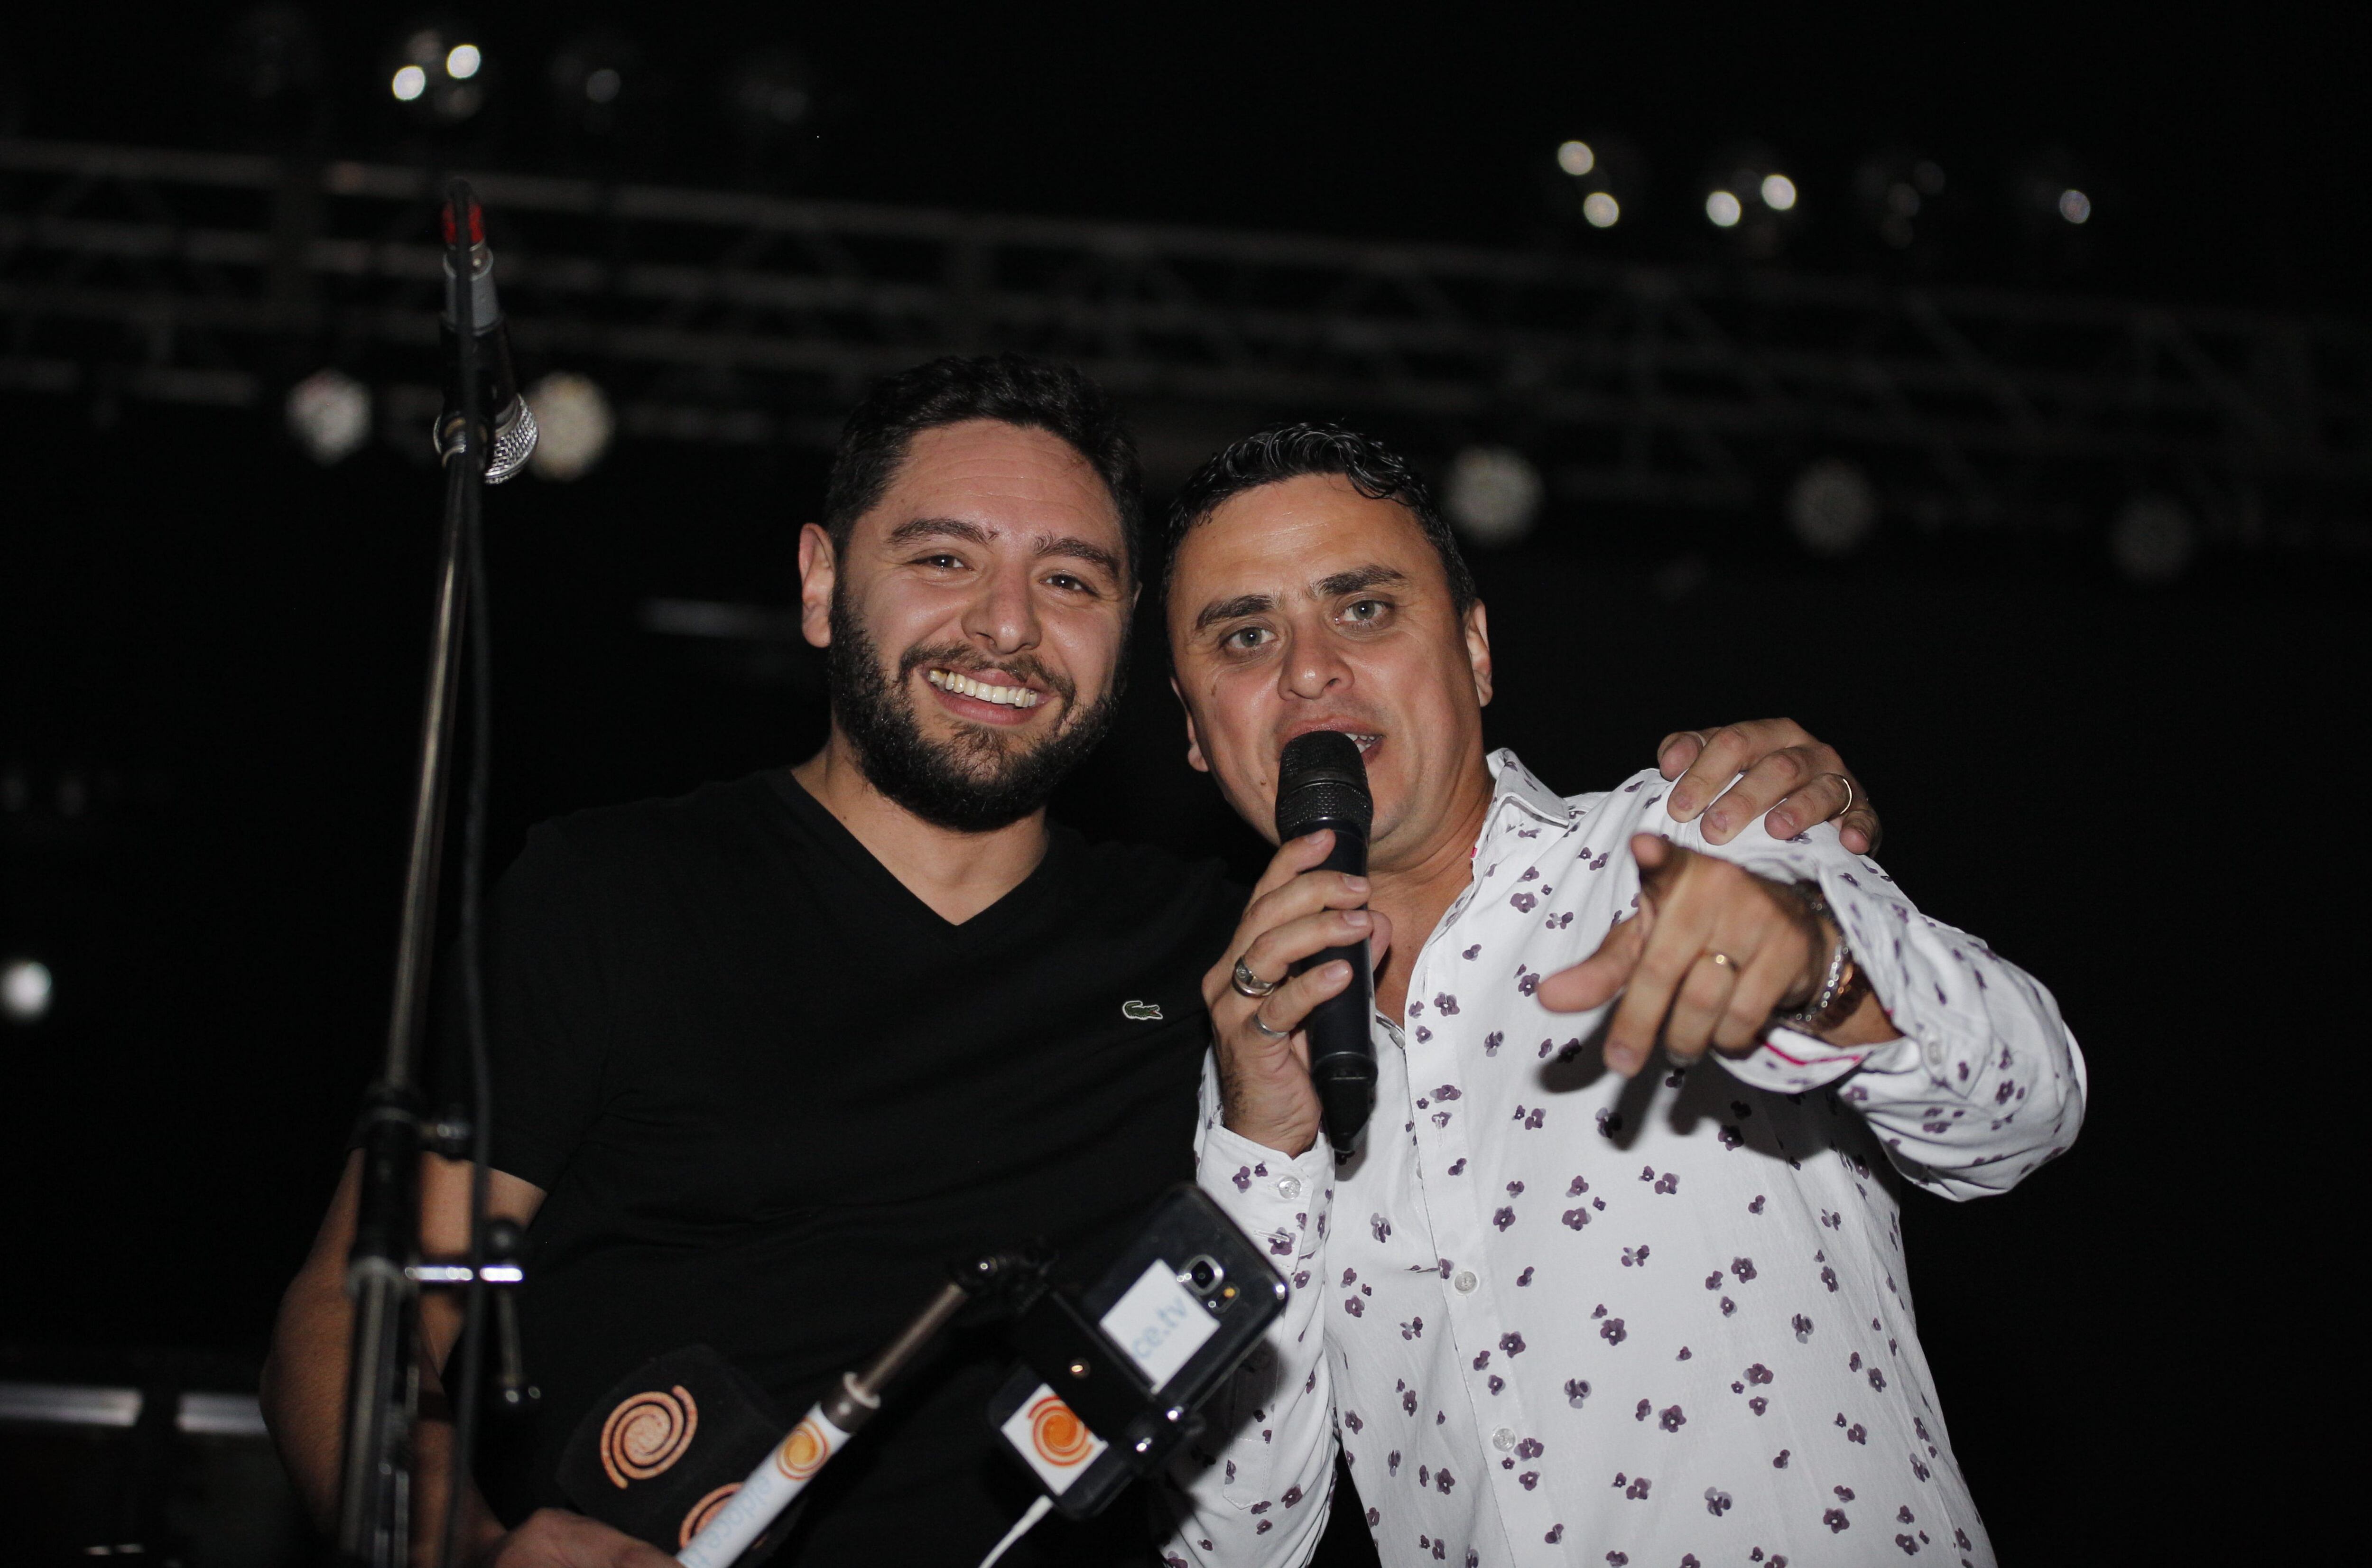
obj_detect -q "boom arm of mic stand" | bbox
[335,179,486,1568]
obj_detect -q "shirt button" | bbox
[1452,1270,1479,1294]
[1923,1037,1946,1067]
[1277,1175,1304,1201]
[1491,1426,1517,1452]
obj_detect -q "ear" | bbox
[1463,599,1495,709]
[797,523,837,650]
[1169,673,1211,773]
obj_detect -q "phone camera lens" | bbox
[1181,1255,1223,1294]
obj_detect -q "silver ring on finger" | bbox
[1825,772,1855,820]
[1250,1007,1292,1039]
[1231,956,1280,1000]
[1704,950,1738,972]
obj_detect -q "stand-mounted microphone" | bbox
[435,199,537,482]
[1275,731,1375,1156]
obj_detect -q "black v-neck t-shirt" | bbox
[463,771,1242,1564]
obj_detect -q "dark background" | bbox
[2,2,2362,1562]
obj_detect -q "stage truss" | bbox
[1,137,2364,560]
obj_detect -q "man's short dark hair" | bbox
[1164,421,1478,614]
[822,354,1144,581]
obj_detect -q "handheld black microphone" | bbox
[435,198,537,482]
[1276,731,1375,1157]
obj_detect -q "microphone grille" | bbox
[1276,731,1372,840]
[486,400,538,484]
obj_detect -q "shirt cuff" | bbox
[1196,1124,1334,1271]
[1717,1028,1919,1093]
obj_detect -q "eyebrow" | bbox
[1193,592,1274,634]
[1191,564,1411,635]
[886,516,992,548]
[1316,565,1409,597]
[885,517,1124,581]
[1040,534,1126,580]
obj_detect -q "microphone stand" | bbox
[333,176,493,1568]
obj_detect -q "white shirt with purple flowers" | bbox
[1158,751,2085,1568]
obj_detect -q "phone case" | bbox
[986,1183,1288,1519]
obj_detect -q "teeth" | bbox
[927,668,1043,709]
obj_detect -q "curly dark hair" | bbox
[822,354,1144,581]
[1163,421,1477,614]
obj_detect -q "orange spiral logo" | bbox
[774,1416,830,1481]
[679,1483,740,1547]
[599,1385,699,1489]
[1028,1393,1095,1468]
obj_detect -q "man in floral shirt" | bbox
[1156,424,2084,1567]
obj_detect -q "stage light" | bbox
[222,7,323,115]
[1,958,52,1025]
[2111,497,2193,583]
[1546,134,1645,237]
[526,372,613,481]
[1444,446,1543,547]
[1702,143,1803,257]
[2013,151,2098,278]
[727,46,815,138]
[1854,152,1949,253]
[1786,459,1879,557]
[389,26,486,123]
[287,370,371,465]
[551,30,643,139]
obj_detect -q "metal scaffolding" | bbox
[2,136,2364,557]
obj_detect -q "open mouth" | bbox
[926,668,1044,710]
[1286,726,1381,757]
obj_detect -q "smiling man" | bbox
[1156,424,2085,1568]
[266,356,1242,1568]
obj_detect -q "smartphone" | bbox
[986,1184,1287,1520]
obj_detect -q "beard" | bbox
[825,590,1126,834]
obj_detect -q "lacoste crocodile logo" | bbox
[1122,1000,1164,1021]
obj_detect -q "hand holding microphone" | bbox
[1200,732,1389,1159]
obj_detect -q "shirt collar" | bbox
[1483,748,1573,830]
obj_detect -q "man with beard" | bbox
[262,358,1880,1568]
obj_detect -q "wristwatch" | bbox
[1772,881,1870,1034]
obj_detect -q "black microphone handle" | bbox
[1288,823,1376,1155]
